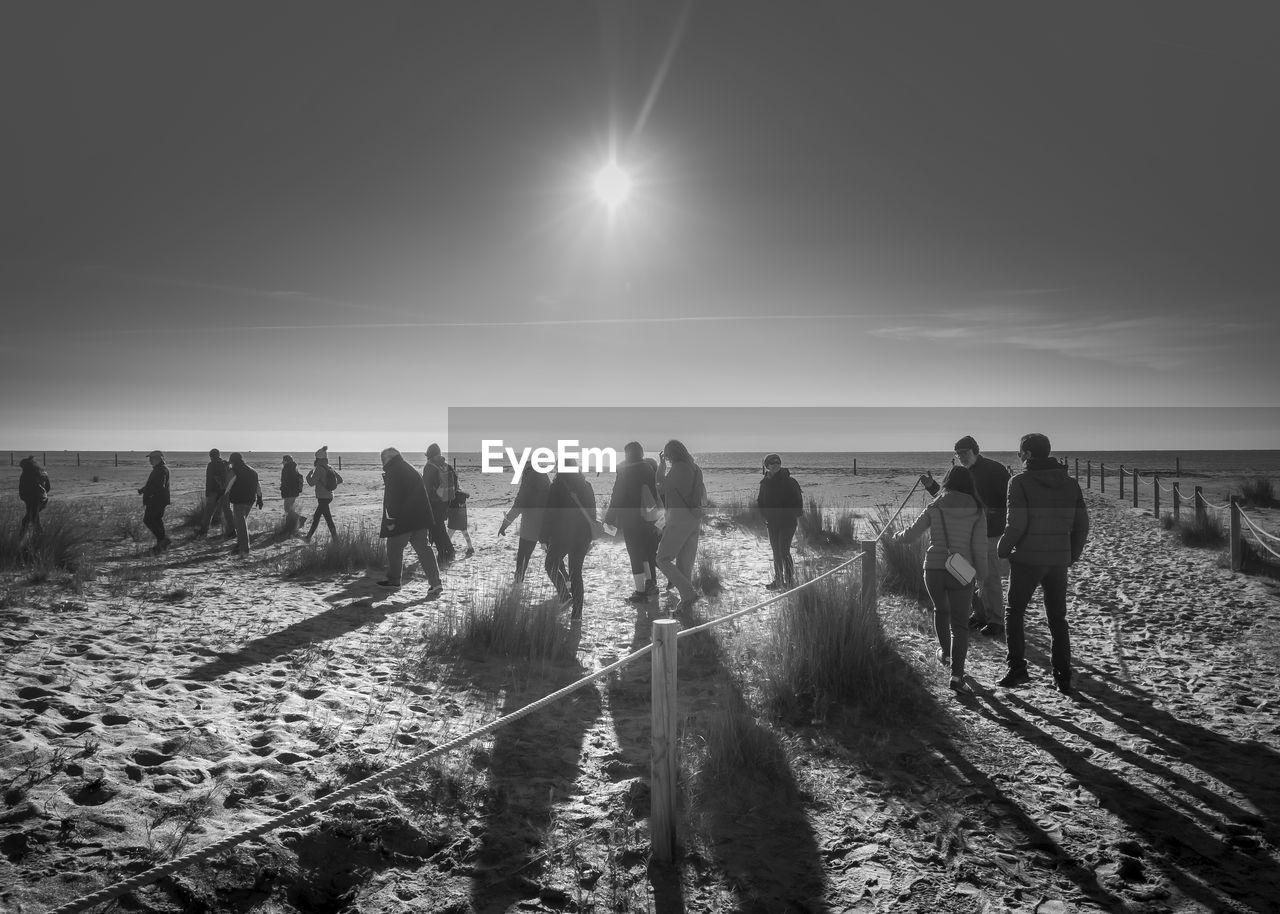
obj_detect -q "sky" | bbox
[3,1,1278,452]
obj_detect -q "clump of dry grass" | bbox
[1161,510,1228,549]
[424,580,577,664]
[1239,477,1277,508]
[715,494,767,535]
[0,504,96,587]
[694,553,725,597]
[871,503,929,602]
[280,523,387,577]
[179,495,213,530]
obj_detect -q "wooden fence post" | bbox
[1194,486,1205,527]
[650,619,680,865]
[1119,466,1125,500]
[1132,468,1139,509]
[861,540,878,616]
[114,453,119,468]
[338,455,343,471]
[1086,461,1092,489]
[1176,456,1182,477]
[1074,458,1079,479]
[853,458,857,477]
[1100,463,1105,494]
[1229,497,1243,572]
[1153,474,1161,518]
[76,453,80,467]
[1173,483,1181,522]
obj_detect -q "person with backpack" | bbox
[280,454,305,529]
[604,441,661,604]
[226,452,264,556]
[197,447,234,538]
[421,443,457,565]
[304,445,342,542]
[17,455,52,537]
[892,465,988,696]
[656,439,706,613]
[376,447,444,598]
[757,453,804,590]
[137,449,171,554]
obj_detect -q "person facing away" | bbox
[225,452,263,557]
[757,453,804,590]
[604,441,661,604]
[421,443,457,565]
[919,435,1012,635]
[656,439,706,613]
[280,454,305,526]
[445,460,474,558]
[138,449,171,554]
[17,455,52,537]
[376,447,443,597]
[893,465,988,696]
[498,462,557,584]
[542,458,596,619]
[198,447,235,538]
[304,445,342,541]
[996,432,1090,695]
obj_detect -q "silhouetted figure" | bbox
[376,447,443,597]
[198,448,234,538]
[604,441,660,603]
[894,466,988,695]
[304,445,341,541]
[543,459,596,618]
[18,456,51,537]
[421,443,457,565]
[280,454,304,529]
[225,452,263,557]
[498,463,556,583]
[656,439,706,612]
[997,432,1090,695]
[446,461,474,557]
[757,453,804,590]
[138,449,171,554]
[919,434,1012,634]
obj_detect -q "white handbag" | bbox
[938,509,977,586]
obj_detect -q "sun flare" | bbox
[592,162,632,209]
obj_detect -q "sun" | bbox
[592,162,632,210]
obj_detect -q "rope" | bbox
[44,642,654,914]
[1199,495,1232,511]
[1240,511,1280,560]
[1240,509,1280,544]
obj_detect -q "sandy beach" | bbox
[2,459,1279,913]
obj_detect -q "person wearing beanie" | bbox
[918,434,1012,635]
[225,452,263,557]
[17,455,52,537]
[996,432,1090,694]
[280,455,305,529]
[198,447,234,538]
[757,453,804,590]
[304,448,342,541]
[421,444,457,565]
[138,449,171,554]
[376,447,444,597]
[604,441,661,603]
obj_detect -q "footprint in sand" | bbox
[131,749,173,767]
[59,721,95,735]
[249,734,275,756]
[101,713,131,726]
[297,687,325,700]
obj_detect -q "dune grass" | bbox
[179,496,212,530]
[0,504,96,586]
[870,503,929,602]
[715,494,767,535]
[279,523,387,577]
[423,580,577,664]
[1161,510,1228,549]
[1239,477,1277,508]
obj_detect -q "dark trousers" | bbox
[924,568,973,678]
[143,504,167,544]
[767,520,797,584]
[201,491,234,534]
[1004,562,1071,684]
[515,536,538,581]
[620,518,659,578]
[20,500,43,536]
[545,541,590,612]
[429,503,455,562]
[307,498,336,538]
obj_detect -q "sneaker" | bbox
[625,591,648,604]
[644,580,659,595]
[764,580,782,591]
[997,669,1032,688]
[979,622,1005,638]
[949,676,973,696]
[936,647,950,668]
[464,547,475,558]
[426,585,444,600]
[302,534,312,542]
[1053,674,1073,695]
[376,579,401,589]
[967,614,986,631]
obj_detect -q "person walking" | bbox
[919,435,1012,634]
[421,443,457,565]
[604,442,661,604]
[446,462,475,558]
[17,456,52,537]
[892,466,988,695]
[304,446,341,542]
[225,452,263,556]
[996,433,1090,695]
[198,448,234,538]
[542,459,596,618]
[656,439,706,613]
[376,447,444,597]
[757,453,804,590]
[280,455,304,530]
[497,463,557,583]
[138,449,171,554]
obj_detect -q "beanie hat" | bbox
[282,454,294,464]
[315,445,329,460]
[953,436,980,455]
[426,443,442,458]
[209,448,220,458]
[763,453,782,467]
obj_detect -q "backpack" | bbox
[439,464,457,505]
[326,467,341,490]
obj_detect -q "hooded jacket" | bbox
[280,461,304,498]
[307,462,341,499]
[18,458,51,506]
[227,460,261,506]
[757,467,804,526]
[381,453,434,537]
[141,462,170,508]
[543,472,597,548]
[923,454,1011,537]
[604,457,658,526]
[205,457,230,497]
[898,490,989,577]
[503,468,550,541]
[998,458,1089,566]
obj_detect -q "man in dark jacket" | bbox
[18,455,52,537]
[920,435,1012,633]
[996,433,1090,694]
[138,449,171,554]
[604,442,660,603]
[198,448,235,538]
[421,443,457,565]
[226,453,264,557]
[379,447,443,596]
[543,459,596,618]
[757,453,804,589]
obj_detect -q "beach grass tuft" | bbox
[0,505,96,585]
[179,496,211,530]
[280,523,387,577]
[1161,511,1228,549]
[715,494,767,535]
[694,553,725,596]
[1239,477,1277,508]
[425,580,577,664]
[871,504,929,602]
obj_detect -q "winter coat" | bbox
[227,463,261,506]
[18,459,51,507]
[543,472,597,548]
[205,458,230,497]
[998,459,1089,567]
[657,460,705,518]
[898,490,989,578]
[380,454,434,537]
[604,458,658,527]
[923,455,1012,537]
[141,463,170,508]
[280,462,304,498]
[307,463,341,500]
[757,468,804,527]
[503,470,550,542]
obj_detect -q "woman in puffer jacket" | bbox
[893,466,988,695]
